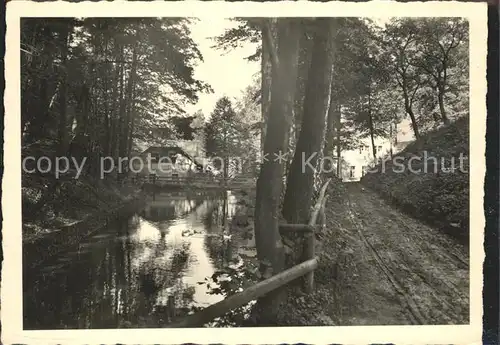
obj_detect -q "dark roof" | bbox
[394,140,413,151]
[141,146,186,156]
[141,146,204,169]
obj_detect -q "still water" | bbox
[23,191,252,329]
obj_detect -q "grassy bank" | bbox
[22,167,146,271]
[360,116,469,244]
[23,171,142,244]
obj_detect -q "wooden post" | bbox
[167,295,176,321]
[279,224,315,233]
[303,232,315,293]
[167,258,318,328]
[304,178,331,292]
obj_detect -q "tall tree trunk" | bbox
[110,45,124,159]
[58,22,71,155]
[280,21,301,193]
[260,19,276,152]
[260,27,272,152]
[253,18,299,324]
[126,82,137,162]
[117,61,127,161]
[25,26,55,144]
[282,18,335,225]
[120,46,137,163]
[102,37,111,158]
[281,22,301,152]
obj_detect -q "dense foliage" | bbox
[21,18,211,230]
[22,18,210,173]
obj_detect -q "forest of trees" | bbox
[21,18,211,176]
[21,16,469,323]
[21,17,468,177]
[212,16,468,321]
[214,17,468,160]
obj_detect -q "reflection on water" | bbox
[23,191,243,329]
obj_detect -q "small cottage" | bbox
[132,146,204,178]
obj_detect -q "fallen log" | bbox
[167,258,318,328]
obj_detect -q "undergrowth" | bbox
[22,140,139,242]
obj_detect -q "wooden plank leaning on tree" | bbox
[167,258,319,328]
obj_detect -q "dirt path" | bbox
[317,182,469,326]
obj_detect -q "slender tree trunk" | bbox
[110,45,124,159]
[431,96,441,123]
[58,22,71,155]
[324,81,336,163]
[117,61,126,161]
[403,91,420,139]
[437,86,450,124]
[126,84,137,162]
[282,18,335,225]
[336,104,342,179]
[389,122,393,158]
[407,106,420,140]
[394,120,398,145]
[368,91,377,160]
[102,38,111,158]
[121,45,137,165]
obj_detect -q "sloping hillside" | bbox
[361,116,469,244]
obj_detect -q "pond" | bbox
[23,190,256,329]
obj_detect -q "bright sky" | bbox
[186,18,260,118]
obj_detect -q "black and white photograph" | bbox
[2,1,487,344]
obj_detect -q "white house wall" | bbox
[335,119,415,182]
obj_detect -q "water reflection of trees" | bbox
[23,192,236,329]
[142,197,204,223]
[203,192,241,270]
[24,214,196,328]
